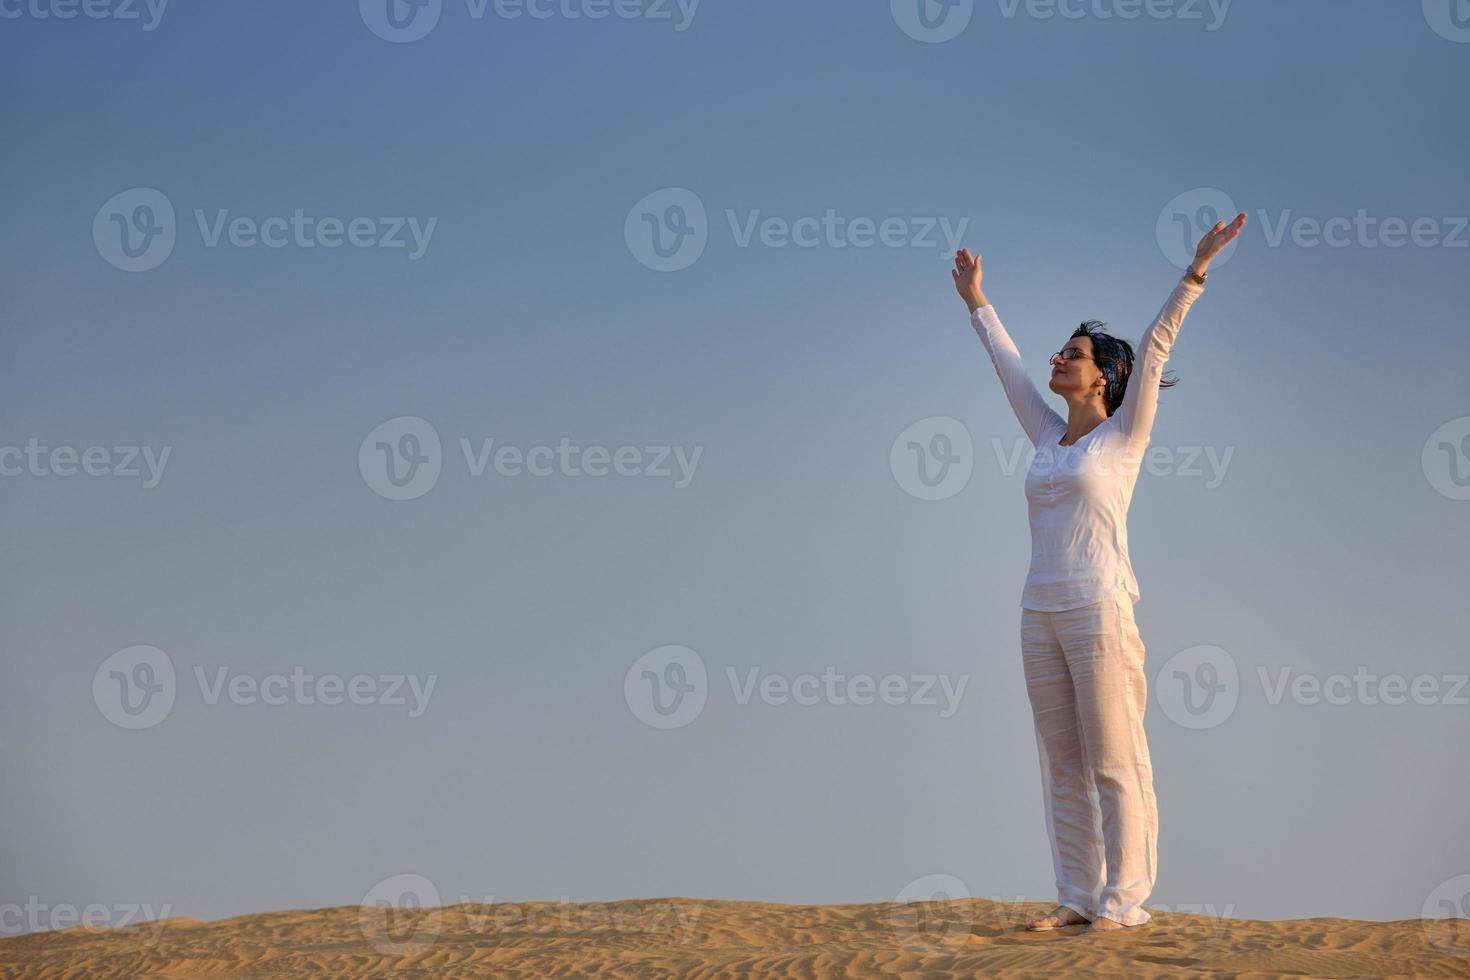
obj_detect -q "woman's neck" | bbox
[1060,402,1109,445]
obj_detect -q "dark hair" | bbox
[1070,320,1179,416]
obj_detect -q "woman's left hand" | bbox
[1193,211,1248,272]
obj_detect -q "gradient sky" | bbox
[2,0,1468,933]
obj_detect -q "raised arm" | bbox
[1114,212,1248,446]
[1111,275,1205,445]
[953,249,1063,447]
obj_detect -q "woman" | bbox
[950,212,1247,934]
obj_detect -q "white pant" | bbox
[1020,586,1157,925]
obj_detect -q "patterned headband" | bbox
[1097,338,1132,407]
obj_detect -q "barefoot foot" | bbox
[1086,915,1129,933]
[1025,905,1090,931]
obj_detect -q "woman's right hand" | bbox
[952,248,987,312]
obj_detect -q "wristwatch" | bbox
[1185,265,1207,285]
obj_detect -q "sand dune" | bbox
[3,897,1468,978]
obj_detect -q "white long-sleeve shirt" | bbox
[969,275,1205,611]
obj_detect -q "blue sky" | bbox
[2,0,1468,931]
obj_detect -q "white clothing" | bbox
[969,275,1205,611]
[1021,587,1156,925]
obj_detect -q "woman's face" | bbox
[1049,334,1105,400]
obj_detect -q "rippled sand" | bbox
[4,897,1468,978]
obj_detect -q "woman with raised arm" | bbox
[951,212,1247,934]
